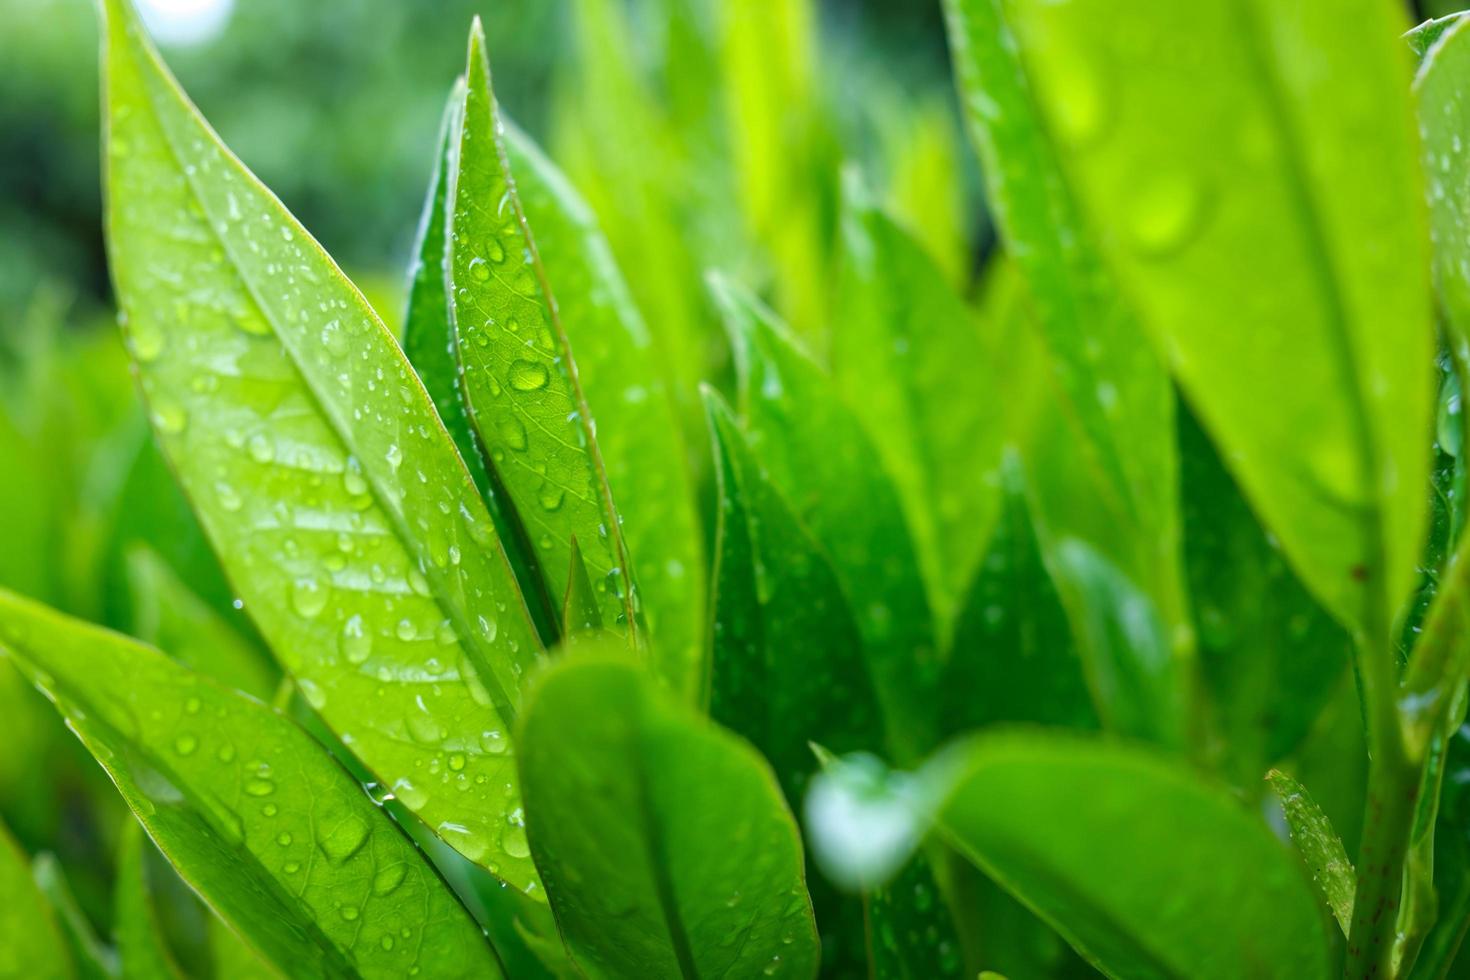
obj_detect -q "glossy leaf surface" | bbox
[0,589,503,979]
[713,277,934,760]
[446,24,636,639]
[991,0,1433,629]
[518,657,820,979]
[502,122,704,696]
[932,733,1332,980]
[101,0,543,886]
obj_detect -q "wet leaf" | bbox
[1267,770,1354,935]
[712,275,935,761]
[703,388,881,800]
[982,0,1433,631]
[831,174,1006,629]
[0,589,503,979]
[115,821,185,980]
[100,0,544,886]
[446,23,638,642]
[0,817,72,978]
[931,733,1332,980]
[502,121,705,696]
[518,656,820,979]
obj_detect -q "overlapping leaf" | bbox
[0,817,71,978]
[101,0,543,886]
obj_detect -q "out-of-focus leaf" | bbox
[33,854,119,979]
[832,174,1005,627]
[712,276,935,761]
[503,121,705,696]
[447,23,637,641]
[559,537,602,646]
[865,852,967,980]
[704,389,881,798]
[988,0,1432,634]
[114,821,184,980]
[930,733,1332,980]
[1180,409,1350,784]
[209,917,277,980]
[0,817,72,978]
[0,589,503,979]
[880,100,972,291]
[942,461,1096,737]
[126,546,276,700]
[1267,770,1354,936]
[518,656,820,979]
[101,0,544,885]
[1408,722,1470,978]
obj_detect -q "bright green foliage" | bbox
[0,590,503,979]
[713,277,935,761]
[932,734,1332,979]
[446,23,637,643]
[0,818,71,978]
[517,656,820,979]
[100,0,544,887]
[115,822,185,979]
[1268,769,1355,935]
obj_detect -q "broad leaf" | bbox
[0,589,503,979]
[446,23,638,641]
[0,818,72,978]
[115,821,185,980]
[100,0,544,886]
[985,0,1432,632]
[518,656,820,979]
[1267,770,1354,935]
[832,174,1006,628]
[502,122,705,697]
[704,388,881,797]
[712,276,935,761]
[931,733,1332,980]
[126,546,276,700]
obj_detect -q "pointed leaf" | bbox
[977,0,1432,630]
[930,733,1332,980]
[502,122,705,696]
[100,0,543,885]
[704,388,882,799]
[0,589,503,979]
[115,821,185,980]
[518,656,820,979]
[712,276,935,761]
[447,24,637,641]
[1267,770,1355,935]
[34,854,119,979]
[560,537,603,645]
[0,818,72,978]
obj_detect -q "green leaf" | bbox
[1407,722,1470,978]
[941,460,1097,738]
[560,537,603,645]
[1267,769,1355,936]
[126,545,276,700]
[100,0,544,885]
[0,817,72,978]
[931,733,1332,980]
[865,853,967,980]
[446,22,638,643]
[941,0,1183,628]
[983,0,1432,632]
[501,121,705,697]
[209,916,277,980]
[517,655,820,979]
[712,275,935,761]
[703,388,882,798]
[831,173,1006,628]
[1180,408,1350,784]
[1409,13,1468,61]
[34,854,119,979]
[0,589,503,979]
[115,821,185,980]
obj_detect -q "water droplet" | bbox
[343,458,368,496]
[501,823,530,859]
[380,935,396,951]
[373,862,408,896]
[468,256,491,282]
[131,322,165,362]
[247,434,275,463]
[395,618,417,642]
[480,729,507,755]
[1129,174,1207,257]
[495,416,528,451]
[152,398,188,434]
[448,753,466,772]
[340,906,360,921]
[386,444,403,471]
[245,777,276,797]
[537,484,565,511]
[317,814,371,864]
[216,744,236,763]
[508,360,550,392]
[340,615,372,664]
[214,481,243,512]
[277,832,292,846]
[406,711,444,744]
[291,578,328,619]
[173,734,198,756]
[283,861,301,874]
[488,240,506,263]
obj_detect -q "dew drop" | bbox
[215,481,243,513]
[373,862,408,896]
[537,484,565,511]
[152,398,188,434]
[247,434,275,463]
[396,618,417,642]
[508,360,550,392]
[317,814,371,864]
[468,256,491,281]
[501,822,530,859]
[340,614,372,664]
[340,906,360,922]
[173,733,198,756]
[291,578,328,619]
[488,240,506,263]
[1128,174,1207,257]
[448,753,466,772]
[245,777,276,797]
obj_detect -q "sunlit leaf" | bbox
[100,0,544,885]
[0,589,504,979]
[518,655,820,979]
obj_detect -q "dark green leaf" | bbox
[34,854,119,979]
[101,0,544,885]
[518,656,820,979]
[0,588,504,979]
[115,821,185,980]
